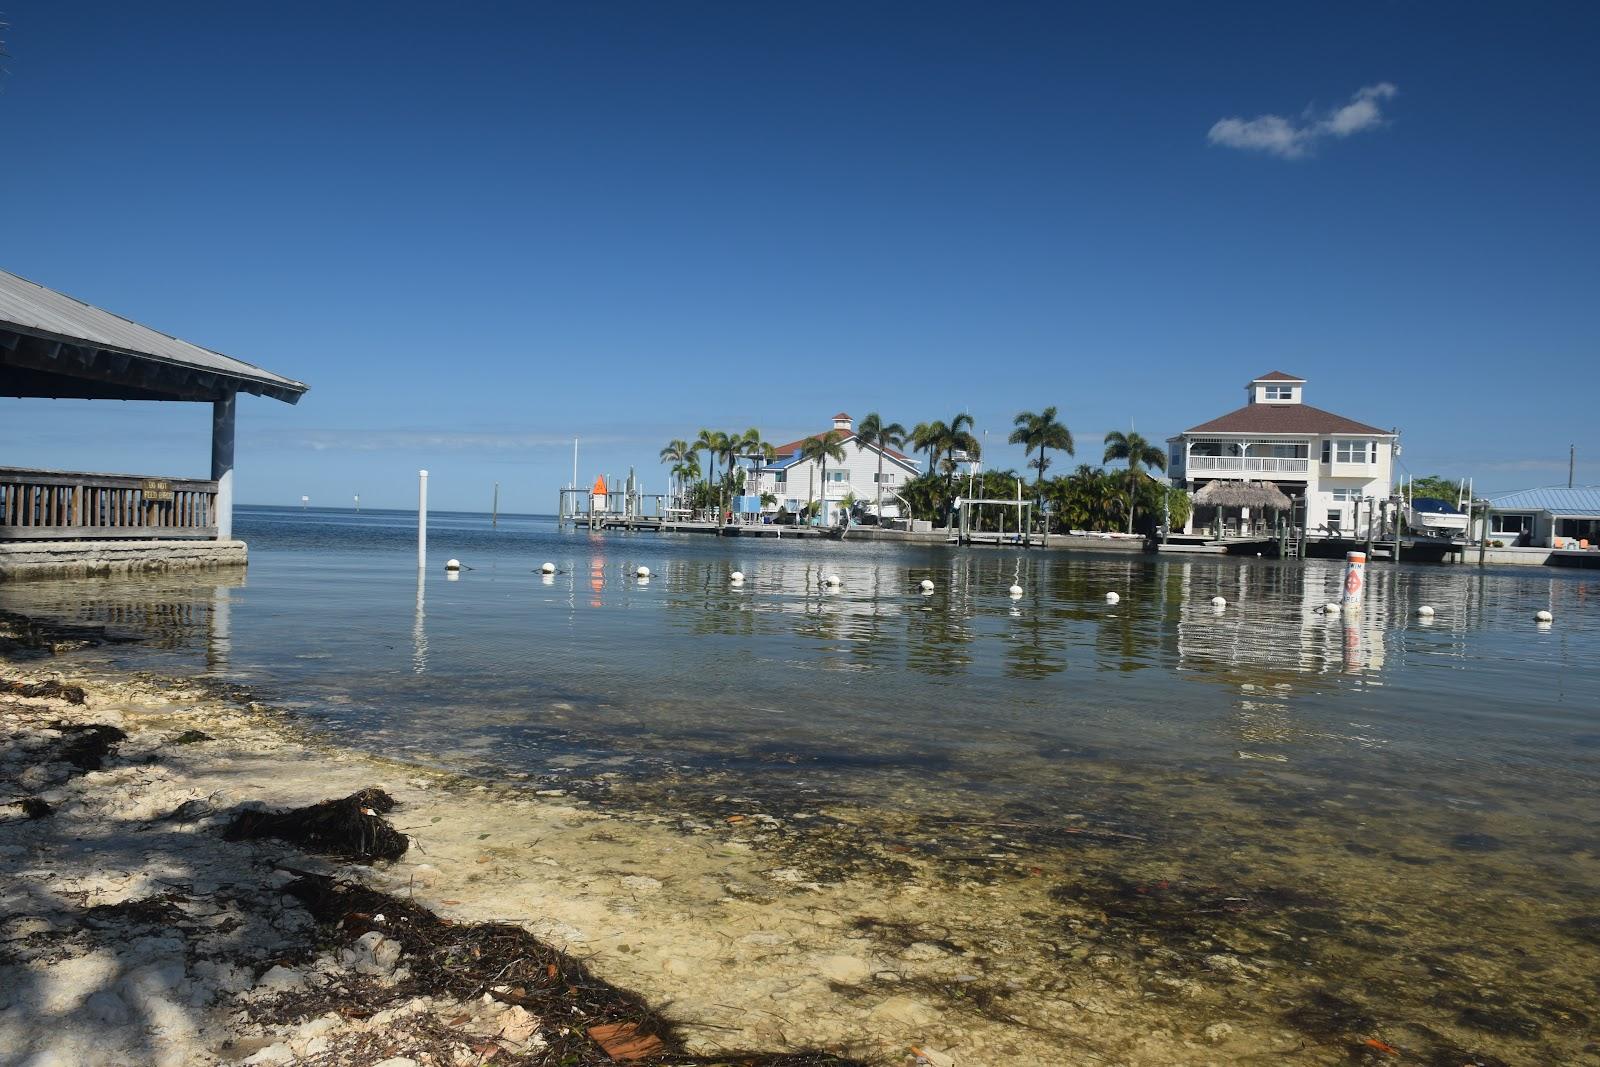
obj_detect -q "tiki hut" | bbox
[1193,480,1292,537]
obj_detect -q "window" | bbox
[1265,443,1308,458]
[1327,509,1343,531]
[1556,518,1600,540]
[1265,385,1295,400]
[1490,513,1532,535]
[1326,440,1374,464]
[1329,488,1363,502]
[874,472,894,484]
[773,470,786,485]
[829,470,847,483]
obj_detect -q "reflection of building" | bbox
[1168,372,1395,538]
[1172,560,1389,677]
[749,413,921,523]
[1481,486,1600,550]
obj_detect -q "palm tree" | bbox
[693,429,721,489]
[909,421,943,474]
[660,439,691,504]
[856,412,907,523]
[1009,407,1074,528]
[1103,429,1167,534]
[931,413,980,524]
[798,431,847,525]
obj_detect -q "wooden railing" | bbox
[0,468,218,540]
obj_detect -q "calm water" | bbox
[6,505,1600,1060]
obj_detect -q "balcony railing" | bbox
[1186,456,1310,474]
[0,467,218,541]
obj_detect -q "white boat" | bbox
[1405,497,1469,538]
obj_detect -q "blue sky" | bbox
[3,2,1597,510]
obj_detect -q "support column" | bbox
[211,393,236,542]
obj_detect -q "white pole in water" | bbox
[418,469,429,569]
[572,436,579,490]
[1341,550,1367,609]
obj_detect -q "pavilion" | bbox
[0,268,307,580]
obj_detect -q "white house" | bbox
[1481,486,1600,550]
[1168,372,1396,537]
[749,412,922,523]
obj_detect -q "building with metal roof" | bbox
[1483,486,1600,550]
[1,268,309,579]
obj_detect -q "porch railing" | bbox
[0,467,218,541]
[1187,456,1310,473]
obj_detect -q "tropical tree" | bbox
[909,421,942,474]
[1398,474,1466,503]
[659,439,692,502]
[693,429,723,488]
[1103,430,1167,534]
[1009,407,1074,515]
[798,431,847,525]
[856,412,907,523]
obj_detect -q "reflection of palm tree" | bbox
[1009,407,1074,518]
[1103,430,1167,534]
[799,431,847,525]
[857,412,906,523]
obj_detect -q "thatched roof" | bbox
[1194,480,1293,509]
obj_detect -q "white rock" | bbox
[244,1045,295,1065]
[341,930,402,976]
[497,1005,542,1045]
[1203,1022,1235,1042]
[900,941,950,961]
[85,989,131,1025]
[869,996,940,1028]
[814,954,871,983]
[256,964,305,991]
[619,875,662,894]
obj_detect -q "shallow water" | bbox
[5,505,1599,1062]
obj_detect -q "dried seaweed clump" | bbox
[1,678,88,704]
[281,872,866,1066]
[223,787,409,861]
[47,722,127,770]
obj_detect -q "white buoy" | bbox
[1009,584,1024,598]
[1211,596,1227,608]
[1536,609,1554,623]
[1105,591,1120,604]
[1324,602,1341,615]
[540,562,556,574]
[731,570,745,584]
[824,574,841,587]
[919,579,935,594]
[445,558,461,571]
[636,565,651,578]
[1416,605,1434,617]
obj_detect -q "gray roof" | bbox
[0,268,307,403]
[1487,486,1600,515]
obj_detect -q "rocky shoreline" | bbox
[0,655,880,1067]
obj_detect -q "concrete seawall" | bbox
[0,539,248,582]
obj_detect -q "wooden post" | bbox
[211,393,236,541]
[1365,498,1375,560]
[1477,500,1488,566]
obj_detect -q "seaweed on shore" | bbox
[223,787,409,861]
[45,721,127,770]
[10,797,53,819]
[1,678,88,704]
[0,609,140,656]
[278,871,868,1066]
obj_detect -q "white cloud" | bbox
[1208,83,1398,159]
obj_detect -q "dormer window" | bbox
[1265,385,1295,401]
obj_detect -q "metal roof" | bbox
[1486,486,1600,515]
[0,268,307,403]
